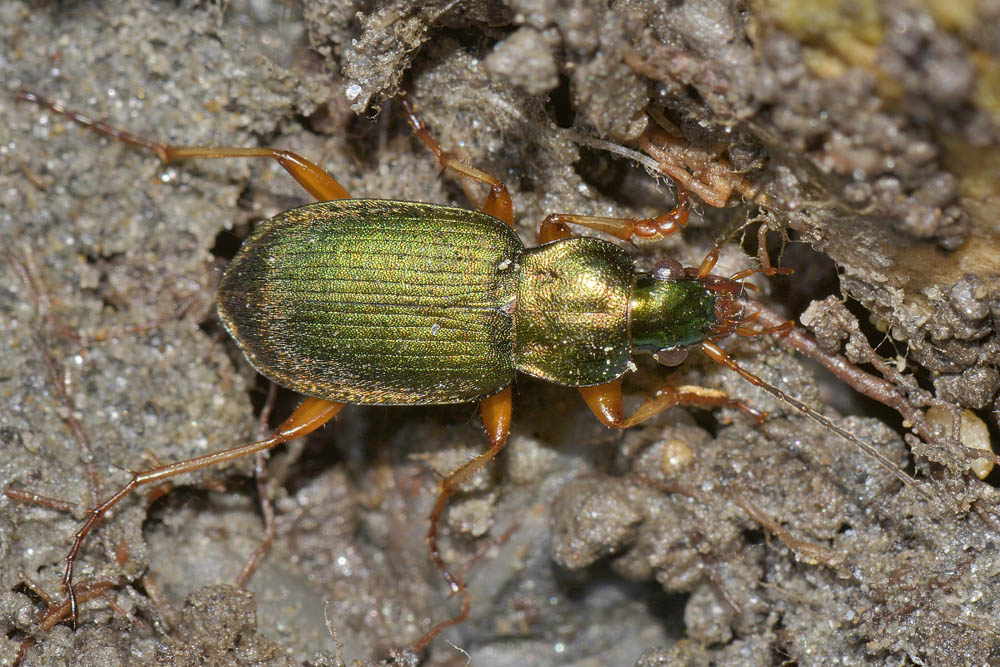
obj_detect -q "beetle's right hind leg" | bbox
[412,385,513,653]
[16,91,350,202]
[60,397,344,623]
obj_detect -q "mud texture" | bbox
[2,1,1000,665]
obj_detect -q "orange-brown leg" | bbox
[16,92,353,618]
[539,187,691,244]
[61,397,344,622]
[412,385,513,652]
[401,98,514,226]
[17,91,350,201]
[578,377,763,429]
[698,225,794,280]
[735,316,794,339]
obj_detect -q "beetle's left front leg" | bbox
[578,378,763,429]
[538,188,690,244]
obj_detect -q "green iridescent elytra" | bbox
[217,199,717,405]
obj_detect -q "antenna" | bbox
[699,339,936,502]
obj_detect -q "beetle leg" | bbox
[59,396,344,624]
[414,385,513,652]
[539,187,690,244]
[579,379,763,428]
[16,91,350,201]
[728,225,793,280]
[735,316,794,339]
[400,98,515,227]
[699,225,795,281]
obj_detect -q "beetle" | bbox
[12,91,917,653]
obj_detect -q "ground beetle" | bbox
[13,91,912,653]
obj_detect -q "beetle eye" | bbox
[653,347,689,366]
[651,258,684,281]
[653,259,684,280]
